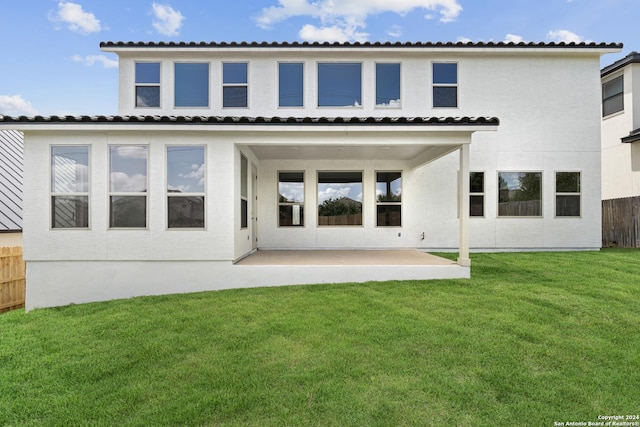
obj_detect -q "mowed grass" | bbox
[1,250,639,426]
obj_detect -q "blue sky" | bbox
[0,0,637,116]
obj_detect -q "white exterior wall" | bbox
[602,62,640,200]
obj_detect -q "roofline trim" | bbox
[0,115,500,126]
[601,51,640,77]
[100,40,622,50]
[621,128,640,144]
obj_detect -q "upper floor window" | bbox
[433,62,458,108]
[51,146,89,228]
[223,62,248,108]
[174,63,209,108]
[109,146,148,228]
[556,172,581,217]
[470,172,484,217]
[167,146,205,228]
[135,62,160,108]
[376,171,402,226]
[278,171,305,226]
[318,171,363,226]
[498,172,542,217]
[279,62,304,107]
[318,63,362,107]
[602,75,623,117]
[376,63,401,108]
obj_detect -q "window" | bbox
[376,63,401,108]
[109,146,147,228]
[240,155,248,228]
[279,62,303,107]
[167,146,205,228]
[223,62,248,108]
[51,146,89,228]
[318,171,362,226]
[318,63,361,107]
[433,62,457,108]
[556,172,581,217]
[498,172,542,217]
[376,172,401,226]
[470,172,484,217]
[278,172,304,226]
[174,63,209,107]
[135,62,160,108]
[602,75,623,116]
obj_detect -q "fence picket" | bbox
[602,196,640,248]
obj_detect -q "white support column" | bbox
[458,143,471,267]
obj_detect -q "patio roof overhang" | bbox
[0,114,499,168]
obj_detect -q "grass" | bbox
[0,249,639,426]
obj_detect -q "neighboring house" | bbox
[601,51,640,246]
[0,129,23,246]
[0,41,621,309]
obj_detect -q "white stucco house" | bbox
[0,40,621,310]
[601,51,640,199]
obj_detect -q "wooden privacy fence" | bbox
[602,196,640,248]
[1,246,25,313]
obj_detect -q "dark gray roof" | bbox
[0,115,500,126]
[101,40,622,50]
[621,128,640,144]
[601,51,640,77]
[0,130,23,231]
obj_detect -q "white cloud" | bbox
[113,146,148,160]
[72,54,118,68]
[457,36,472,43]
[256,0,463,42]
[0,95,39,116]
[387,25,402,38]
[179,163,205,187]
[49,2,102,35]
[152,3,185,37]
[505,34,524,43]
[110,172,147,192]
[547,29,587,43]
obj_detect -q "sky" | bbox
[0,0,637,117]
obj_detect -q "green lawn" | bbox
[1,250,639,426]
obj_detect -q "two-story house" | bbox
[601,52,640,247]
[0,41,621,310]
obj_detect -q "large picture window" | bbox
[318,63,361,107]
[278,172,304,226]
[433,62,458,108]
[135,62,160,108]
[556,172,581,217]
[174,62,209,107]
[318,171,362,226]
[376,171,401,226]
[223,62,248,108]
[279,62,303,107]
[167,146,205,228]
[602,75,623,116]
[109,146,148,228]
[498,172,542,217]
[51,146,89,228]
[470,172,484,217]
[376,63,401,108]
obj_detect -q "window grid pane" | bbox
[469,172,484,217]
[556,172,581,217]
[318,63,362,107]
[279,63,304,107]
[376,63,401,108]
[167,146,206,229]
[51,146,89,229]
[318,171,363,226]
[109,146,147,228]
[279,171,304,227]
[498,172,542,217]
[174,63,209,107]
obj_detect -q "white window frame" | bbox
[223,61,249,109]
[173,61,210,109]
[134,61,161,109]
[316,62,363,108]
[278,62,305,109]
[108,145,149,229]
[277,171,305,227]
[497,171,543,218]
[375,170,402,227]
[50,145,90,230]
[166,145,207,230]
[555,171,581,218]
[432,61,458,109]
[470,171,485,218]
[374,62,402,109]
